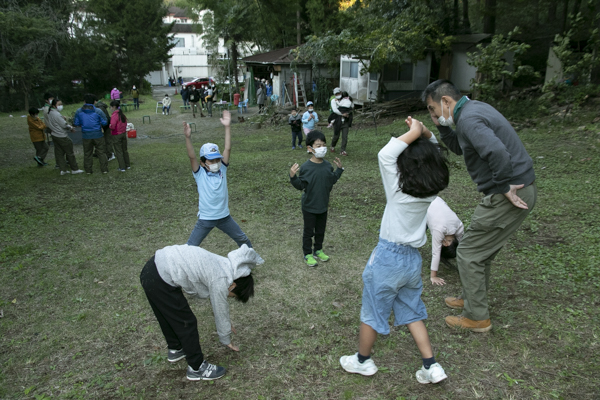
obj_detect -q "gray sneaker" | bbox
[186,361,226,381]
[167,348,185,363]
[416,362,448,384]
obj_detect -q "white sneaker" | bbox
[339,353,378,376]
[71,169,84,174]
[108,154,116,161]
[162,111,165,115]
[416,363,447,384]
[60,170,71,175]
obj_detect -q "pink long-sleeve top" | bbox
[109,110,127,135]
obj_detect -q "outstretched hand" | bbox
[290,163,300,177]
[220,110,231,127]
[430,276,446,286]
[333,157,342,169]
[183,121,191,138]
[504,184,529,209]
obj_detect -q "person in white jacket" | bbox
[140,244,263,381]
[162,94,172,115]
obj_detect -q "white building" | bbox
[146,7,245,86]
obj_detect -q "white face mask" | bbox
[437,100,454,126]
[335,95,341,99]
[57,105,64,112]
[308,108,314,113]
[313,146,327,158]
[208,161,221,173]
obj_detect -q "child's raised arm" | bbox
[397,116,424,145]
[221,110,231,164]
[183,122,200,172]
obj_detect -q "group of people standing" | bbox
[255,77,272,113]
[27,91,131,174]
[140,79,537,388]
[180,84,217,118]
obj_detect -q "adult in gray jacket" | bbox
[256,85,265,113]
[140,244,263,381]
[422,80,537,332]
[45,100,84,175]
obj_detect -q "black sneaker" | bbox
[168,348,185,363]
[186,361,226,381]
[34,156,43,166]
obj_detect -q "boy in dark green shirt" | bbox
[290,130,344,267]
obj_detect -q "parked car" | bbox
[183,77,214,90]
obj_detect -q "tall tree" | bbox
[483,0,496,34]
[84,0,175,89]
[463,0,471,33]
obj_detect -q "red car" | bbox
[183,77,214,90]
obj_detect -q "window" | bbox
[172,37,185,48]
[382,62,414,81]
[342,60,359,78]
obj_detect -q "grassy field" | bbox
[1,94,599,399]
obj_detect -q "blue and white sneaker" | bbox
[186,361,226,381]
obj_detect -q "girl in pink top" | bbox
[109,100,130,171]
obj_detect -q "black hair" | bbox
[231,274,254,303]
[306,130,326,147]
[441,237,459,259]
[396,137,449,198]
[49,98,61,115]
[43,92,54,102]
[421,79,461,103]
[110,100,127,123]
[28,107,39,116]
[84,93,97,104]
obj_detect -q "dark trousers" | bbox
[292,130,302,147]
[302,210,328,256]
[207,100,213,116]
[112,133,130,170]
[331,121,349,152]
[101,127,113,157]
[32,140,49,161]
[133,98,139,109]
[140,257,204,370]
[52,135,79,171]
[83,137,108,173]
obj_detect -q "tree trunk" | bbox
[572,0,582,16]
[297,9,301,45]
[548,0,557,23]
[483,0,496,34]
[562,0,570,33]
[463,0,471,33]
[231,41,239,93]
[453,0,459,33]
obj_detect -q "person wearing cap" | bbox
[301,101,319,135]
[182,110,252,248]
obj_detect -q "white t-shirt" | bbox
[378,135,439,248]
[427,196,464,271]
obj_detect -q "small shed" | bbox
[242,46,334,107]
[443,34,493,92]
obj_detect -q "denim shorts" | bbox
[360,238,427,334]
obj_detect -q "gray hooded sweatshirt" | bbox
[154,244,264,346]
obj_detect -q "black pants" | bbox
[140,257,204,370]
[291,130,302,147]
[302,210,328,256]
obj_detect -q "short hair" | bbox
[232,274,254,303]
[43,92,54,101]
[421,79,461,103]
[306,130,326,147]
[396,137,449,198]
[441,237,459,259]
[29,107,39,116]
[84,93,97,104]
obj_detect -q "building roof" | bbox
[453,34,492,44]
[168,6,188,19]
[242,46,306,65]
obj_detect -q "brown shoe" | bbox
[445,296,464,309]
[445,315,492,332]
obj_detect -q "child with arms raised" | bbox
[340,117,449,384]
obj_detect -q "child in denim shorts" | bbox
[340,117,450,384]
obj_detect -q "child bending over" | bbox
[427,196,464,285]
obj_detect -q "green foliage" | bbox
[467,27,538,101]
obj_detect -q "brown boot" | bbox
[445,315,492,332]
[445,296,464,309]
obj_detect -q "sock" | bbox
[357,353,371,364]
[422,356,436,370]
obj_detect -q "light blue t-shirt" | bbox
[301,110,319,130]
[193,162,230,220]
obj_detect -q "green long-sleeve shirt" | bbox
[290,159,343,214]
